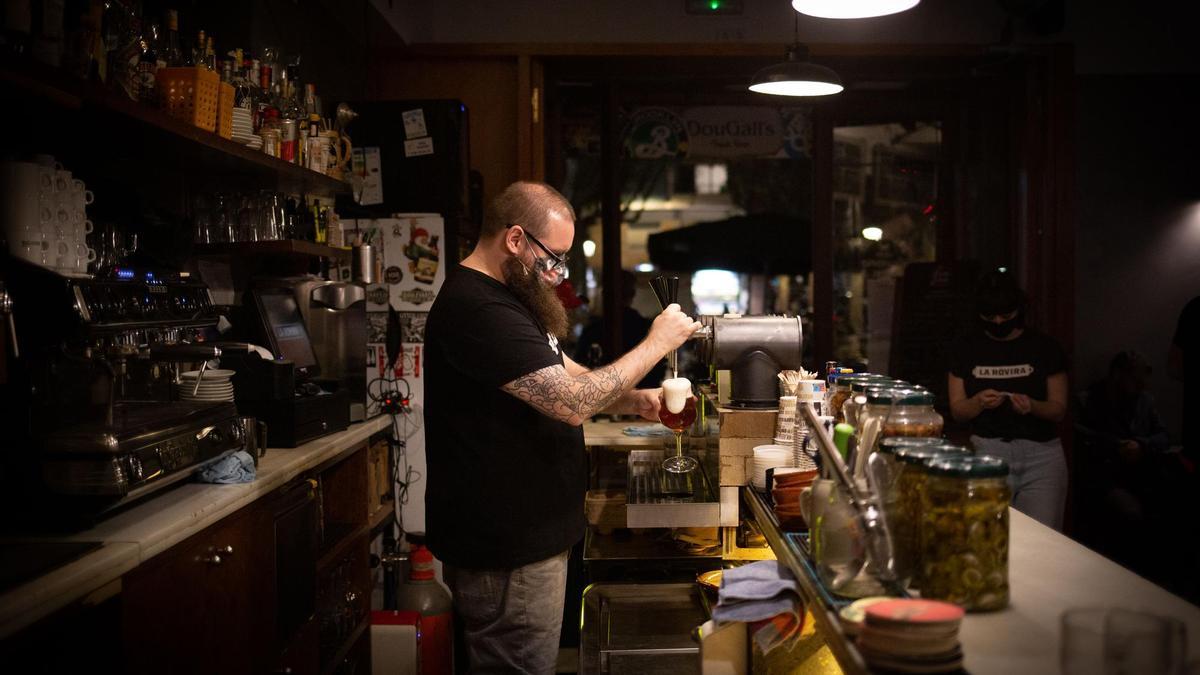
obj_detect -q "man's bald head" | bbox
[482,181,576,239]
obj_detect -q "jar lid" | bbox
[877,436,946,454]
[849,377,895,393]
[866,386,934,406]
[894,443,970,465]
[927,454,1010,478]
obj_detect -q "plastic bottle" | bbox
[396,544,453,675]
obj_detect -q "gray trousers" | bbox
[971,435,1069,531]
[444,550,569,675]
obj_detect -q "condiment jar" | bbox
[881,388,943,440]
[919,455,1011,611]
[857,385,925,459]
[843,376,894,427]
[888,443,971,589]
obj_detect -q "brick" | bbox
[719,455,749,486]
[715,406,777,438]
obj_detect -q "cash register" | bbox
[223,285,349,447]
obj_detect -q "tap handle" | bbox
[649,276,669,310]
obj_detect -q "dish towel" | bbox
[196,451,257,484]
[713,560,806,654]
[622,425,674,437]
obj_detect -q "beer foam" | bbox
[662,377,692,414]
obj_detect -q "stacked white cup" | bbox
[1,157,96,276]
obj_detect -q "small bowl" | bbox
[774,469,819,487]
[772,486,805,508]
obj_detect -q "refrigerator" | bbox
[335,100,471,537]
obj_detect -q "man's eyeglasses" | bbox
[507,224,569,283]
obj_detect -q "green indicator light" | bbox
[710,0,720,9]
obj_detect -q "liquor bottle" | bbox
[187,29,203,67]
[204,35,214,70]
[136,23,159,104]
[161,9,182,66]
[0,0,32,58]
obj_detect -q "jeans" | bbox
[444,550,568,675]
[971,435,1069,531]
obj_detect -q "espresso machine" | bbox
[0,258,247,522]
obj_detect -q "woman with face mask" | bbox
[948,269,1070,530]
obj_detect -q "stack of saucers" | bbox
[231,108,256,145]
[856,599,965,673]
[177,369,236,403]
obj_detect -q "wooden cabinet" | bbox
[122,503,272,675]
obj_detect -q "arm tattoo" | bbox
[503,363,628,425]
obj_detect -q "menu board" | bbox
[888,261,980,408]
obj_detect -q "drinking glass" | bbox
[1061,608,1188,675]
[658,382,698,473]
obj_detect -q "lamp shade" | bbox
[748,56,843,97]
[792,0,919,19]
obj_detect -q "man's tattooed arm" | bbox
[503,363,628,426]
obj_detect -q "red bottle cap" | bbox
[410,545,435,580]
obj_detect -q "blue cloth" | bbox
[195,451,257,484]
[622,425,673,437]
[713,560,805,653]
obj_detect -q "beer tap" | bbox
[649,275,680,378]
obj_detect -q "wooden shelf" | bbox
[320,614,370,675]
[369,500,396,533]
[317,524,367,572]
[0,57,349,198]
[194,240,351,261]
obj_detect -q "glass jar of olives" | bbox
[919,455,1011,612]
[880,388,944,439]
[888,444,971,589]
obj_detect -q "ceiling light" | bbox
[582,239,597,258]
[636,263,656,273]
[862,226,883,241]
[749,43,843,97]
[792,0,920,19]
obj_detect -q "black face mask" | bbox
[981,312,1024,339]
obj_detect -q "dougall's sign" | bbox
[622,106,810,160]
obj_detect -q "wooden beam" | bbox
[517,55,533,181]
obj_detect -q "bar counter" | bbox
[0,415,391,638]
[745,485,1200,674]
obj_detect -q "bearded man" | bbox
[424,181,699,673]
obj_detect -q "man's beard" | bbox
[502,256,569,338]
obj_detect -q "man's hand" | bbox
[975,389,1006,410]
[1009,393,1032,415]
[627,388,662,422]
[647,303,702,356]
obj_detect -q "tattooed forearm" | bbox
[503,363,628,426]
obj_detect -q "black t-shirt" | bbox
[950,329,1068,442]
[424,265,586,569]
[1174,296,1199,457]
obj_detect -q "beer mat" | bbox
[838,596,893,635]
[864,599,965,629]
[858,643,962,663]
[858,622,961,642]
[859,653,964,675]
[858,631,961,656]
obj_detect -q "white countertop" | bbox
[961,510,1200,674]
[0,415,391,638]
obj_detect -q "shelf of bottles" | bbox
[0,2,350,198]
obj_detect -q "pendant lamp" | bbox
[792,0,920,19]
[748,16,843,97]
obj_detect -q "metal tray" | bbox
[580,582,707,675]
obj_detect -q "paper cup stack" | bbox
[774,396,796,445]
[855,599,965,674]
[177,369,236,402]
[751,444,790,490]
